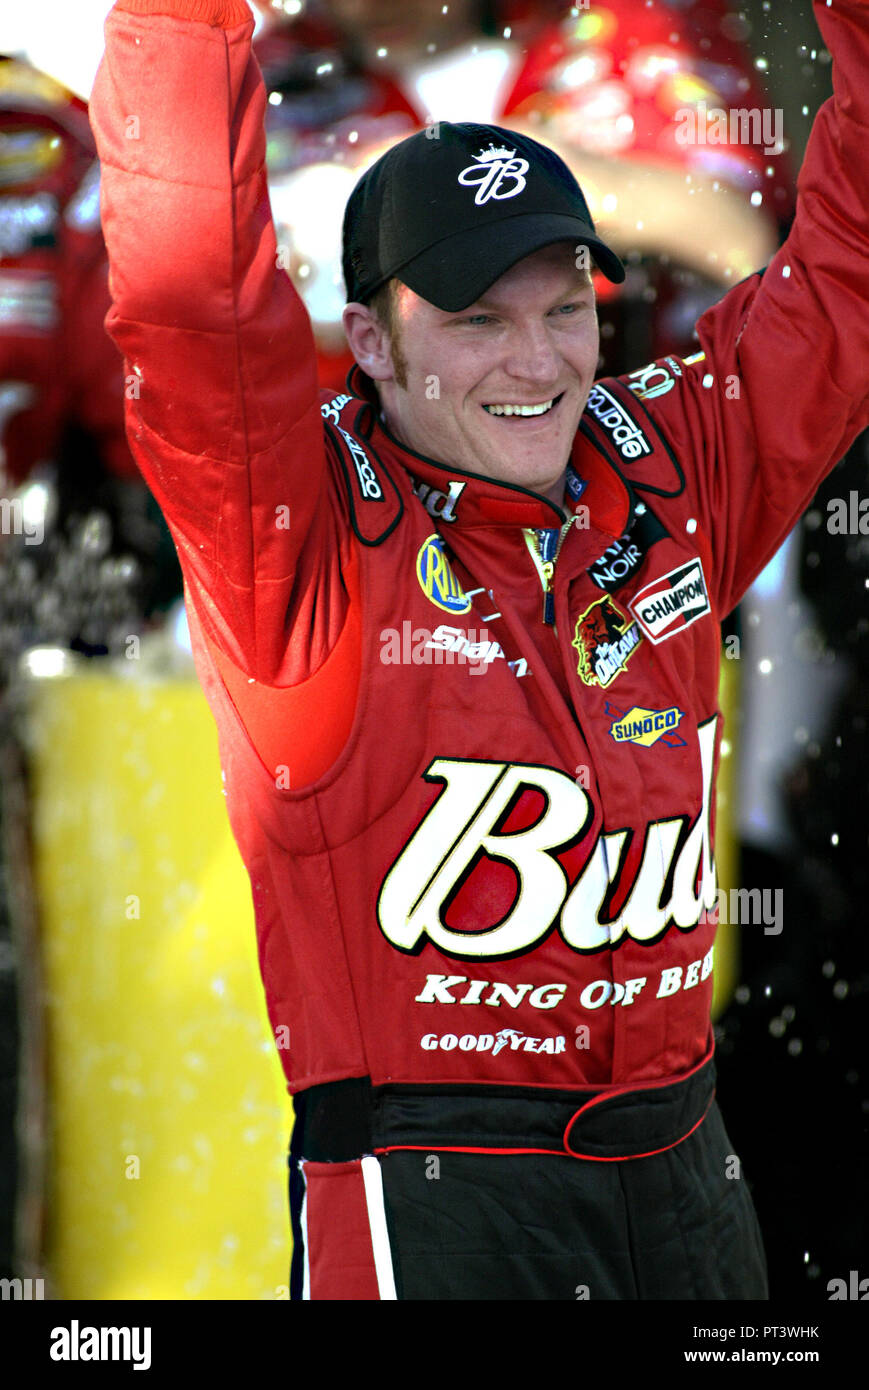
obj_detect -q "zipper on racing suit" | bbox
[524,520,572,625]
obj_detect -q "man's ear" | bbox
[342,302,395,382]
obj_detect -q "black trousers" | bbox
[288,1064,768,1300]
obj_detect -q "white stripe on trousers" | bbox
[299,1163,311,1301]
[361,1156,398,1300]
[298,1157,397,1299]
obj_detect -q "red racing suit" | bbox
[91,0,869,1112]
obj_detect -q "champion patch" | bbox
[416,534,472,615]
[629,558,711,643]
[606,703,685,748]
[572,595,641,688]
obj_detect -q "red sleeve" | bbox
[617,0,869,621]
[62,247,139,480]
[89,0,350,684]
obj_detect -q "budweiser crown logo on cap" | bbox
[341,121,625,313]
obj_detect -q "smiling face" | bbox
[343,242,601,508]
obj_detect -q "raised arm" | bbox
[615,0,869,620]
[90,0,338,680]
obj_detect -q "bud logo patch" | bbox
[629,558,711,643]
[320,393,352,425]
[607,704,685,748]
[416,534,472,614]
[457,144,529,204]
[626,359,678,401]
[411,477,465,523]
[376,718,719,959]
[572,595,641,688]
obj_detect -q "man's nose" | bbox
[502,323,561,385]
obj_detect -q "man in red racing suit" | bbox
[90,0,869,1299]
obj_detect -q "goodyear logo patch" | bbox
[607,704,685,748]
[572,595,640,688]
[416,534,472,614]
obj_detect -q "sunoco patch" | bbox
[606,702,685,748]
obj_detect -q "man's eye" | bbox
[466,314,491,325]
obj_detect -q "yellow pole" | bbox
[26,667,293,1300]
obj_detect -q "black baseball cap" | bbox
[342,121,625,312]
